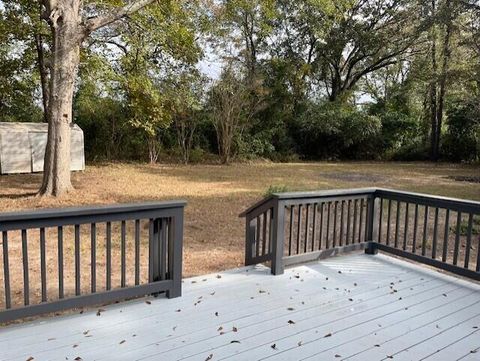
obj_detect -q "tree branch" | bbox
[85,0,157,33]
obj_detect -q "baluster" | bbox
[346,200,351,245]
[288,206,293,256]
[2,232,11,309]
[107,221,112,289]
[296,205,302,254]
[412,204,419,253]
[58,226,64,299]
[386,199,392,246]
[161,218,168,280]
[262,212,268,255]
[311,203,317,252]
[75,225,81,296]
[422,206,429,256]
[304,204,310,253]
[256,216,261,257]
[40,228,47,302]
[464,214,473,269]
[333,201,338,247]
[442,209,450,262]
[340,201,344,247]
[403,203,409,250]
[352,199,358,243]
[91,223,97,293]
[394,201,401,248]
[476,216,480,272]
[453,212,461,266]
[135,220,140,285]
[326,202,331,248]
[318,203,324,250]
[432,208,439,259]
[377,198,383,243]
[22,229,29,306]
[121,221,126,287]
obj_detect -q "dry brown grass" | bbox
[1,161,479,277]
[0,161,479,311]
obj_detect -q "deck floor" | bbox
[1,253,479,361]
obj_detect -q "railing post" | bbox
[365,194,379,255]
[271,199,285,275]
[245,214,255,266]
[167,208,184,298]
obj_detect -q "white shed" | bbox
[0,122,85,174]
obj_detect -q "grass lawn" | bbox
[1,161,479,278]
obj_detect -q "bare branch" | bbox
[85,0,156,33]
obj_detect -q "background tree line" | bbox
[1,0,479,166]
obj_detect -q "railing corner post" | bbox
[271,199,285,275]
[365,241,378,255]
[167,207,184,299]
[245,214,255,266]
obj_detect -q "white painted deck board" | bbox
[0,253,478,361]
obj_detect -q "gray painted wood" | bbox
[1,253,478,361]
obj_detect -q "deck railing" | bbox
[241,188,480,280]
[0,201,185,323]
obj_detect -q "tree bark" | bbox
[38,0,157,196]
[429,0,439,161]
[39,0,83,196]
[436,0,453,158]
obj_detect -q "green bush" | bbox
[442,100,480,162]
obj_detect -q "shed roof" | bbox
[0,122,82,132]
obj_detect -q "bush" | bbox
[294,101,381,159]
[442,100,480,162]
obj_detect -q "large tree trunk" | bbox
[39,1,82,196]
[436,0,453,158]
[429,0,439,161]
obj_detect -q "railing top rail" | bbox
[240,187,480,218]
[239,188,377,217]
[375,188,480,213]
[0,200,187,224]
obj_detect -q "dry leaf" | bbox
[288,320,295,324]
[119,340,126,344]
[271,344,277,350]
[205,354,213,361]
[324,333,332,338]
[145,300,151,305]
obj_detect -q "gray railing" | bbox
[241,188,480,281]
[0,201,185,323]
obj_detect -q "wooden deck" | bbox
[1,253,479,361]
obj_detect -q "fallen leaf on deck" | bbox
[271,344,277,350]
[145,301,151,305]
[232,326,238,332]
[216,275,222,279]
[324,333,332,338]
[288,320,295,324]
[287,307,295,311]
[215,312,219,316]
[297,341,303,346]
[230,340,241,344]
[120,340,126,344]
[335,354,341,358]
[26,357,34,361]
[205,354,213,361]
